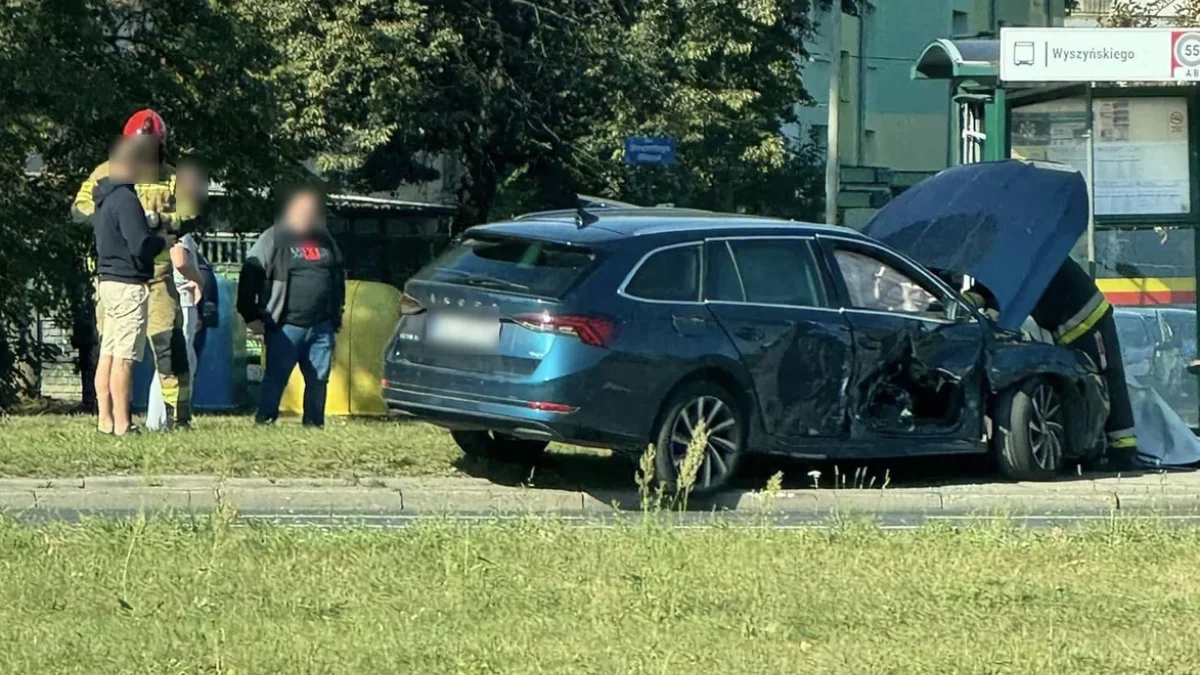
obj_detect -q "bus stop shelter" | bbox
[913,27,1200,426]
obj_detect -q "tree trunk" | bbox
[453,152,500,235]
[529,156,582,212]
[69,259,98,412]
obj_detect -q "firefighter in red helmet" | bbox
[71,109,197,428]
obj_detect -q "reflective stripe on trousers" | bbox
[145,281,192,428]
[1069,307,1137,451]
[1107,428,1137,449]
[147,307,198,430]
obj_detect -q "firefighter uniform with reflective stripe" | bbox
[73,161,196,426]
[1030,258,1137,460]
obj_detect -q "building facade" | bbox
[796,0,1067,177]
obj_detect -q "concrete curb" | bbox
[3,473,1200,519]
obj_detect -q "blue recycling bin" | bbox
[130,275,246,411]
[192,276,246,410]
[131,340,155,411]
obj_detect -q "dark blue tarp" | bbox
[863,160,1088,331]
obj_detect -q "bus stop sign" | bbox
[1000,27,1200,83]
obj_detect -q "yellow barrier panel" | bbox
[279,279,401,417]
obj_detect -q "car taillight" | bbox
[513,313,616,347]
[400,292,425,315]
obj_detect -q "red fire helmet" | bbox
[122,109,167,145]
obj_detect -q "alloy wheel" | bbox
[669,395,740,490]
[1027,383,1065,471]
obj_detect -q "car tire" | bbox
[653,382,745,495]
[451,430,548,465]
[994,377,1066,481]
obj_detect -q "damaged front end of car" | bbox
[861,159,1111,469]
[984,329,1110,463]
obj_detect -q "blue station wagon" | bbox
[383,208,1108,492]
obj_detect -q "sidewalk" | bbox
[3,471,1200,521]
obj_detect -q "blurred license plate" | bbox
[427,313,500,350]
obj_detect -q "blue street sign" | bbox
[624,136,676,165]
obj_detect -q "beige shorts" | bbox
[97,280,149,361]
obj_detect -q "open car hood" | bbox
[863,160,1088,331]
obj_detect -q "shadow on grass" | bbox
[451,448,1169,511]
[2,398,88,416]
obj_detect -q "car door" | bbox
[703,236,854,442]
[616,240,737,387]
[817,235,986,447]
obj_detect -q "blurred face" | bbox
[127,136,160,183]
[283,191,323,234]
[108,137,150,182]
[177,161,208,206]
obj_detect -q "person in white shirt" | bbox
[146,234,204,430]
[146,161,209,430]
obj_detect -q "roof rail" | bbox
[575,194,641,209]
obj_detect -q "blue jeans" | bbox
[257,321,335,427]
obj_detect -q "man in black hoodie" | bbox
[92,139,172,436]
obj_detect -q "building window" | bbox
[839,51,851,104]
[811,123,829,156]
[1011,96,1191,217]
[952,10,969,36]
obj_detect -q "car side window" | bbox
[704,241,745,302]
[624,245,701,302]
[719,239,831,307]
[833,249,943,319]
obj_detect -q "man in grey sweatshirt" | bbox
[237,185,345,427]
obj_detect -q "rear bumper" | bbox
[382,381,636,447]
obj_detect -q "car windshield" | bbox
[415,236,596,299]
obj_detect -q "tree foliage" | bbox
[0,0,835,403]
[0,0,301,405]
[1100,0,1200,26]
[0,0,120,404]
[257,0,834,228]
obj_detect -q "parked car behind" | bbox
[382,209,1108,491]
[1128,307,1193,393]
[1113,309,1157,381]
[1160,308,1197,363]
[1121,307,1196,426]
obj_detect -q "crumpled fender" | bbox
[985,334,1110,457]
[985,338,1096,393]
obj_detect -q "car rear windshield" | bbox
[1115,314,1150,349]
[415,236,596,299]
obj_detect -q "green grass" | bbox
[2,516,1200,673]
[0,414,610,479]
